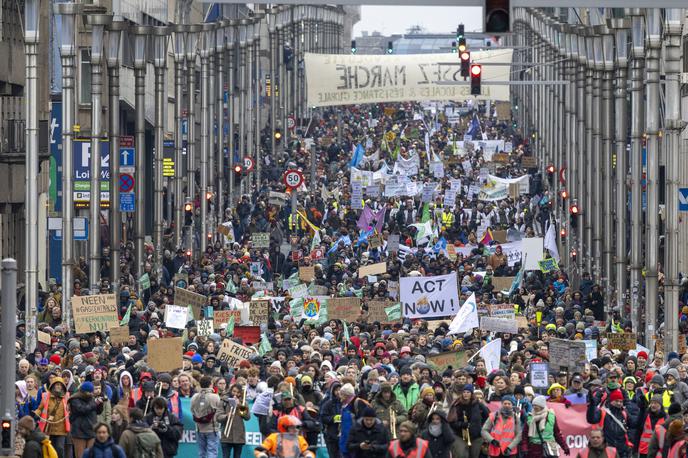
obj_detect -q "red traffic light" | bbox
[1,421,9,429]
[206,191,213,200]
[185,249,192,257]
[470,64,482,76]
[560,189,569,200]
[234,165,242,173]
[460,51,470,61]
[560,228,567,237]
[546,164,555,174]
[569,204,579,215]
[184,202,193,212]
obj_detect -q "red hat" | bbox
[637,351,649,360]
[239,360,252,369]
[645,370,656,385]
[609,389,624,402]
[139,372,152,381]
[49,354,61,365]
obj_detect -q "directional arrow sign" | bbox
[680,188,688,212]
[120,147,135,167]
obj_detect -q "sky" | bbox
[353,6,483,37]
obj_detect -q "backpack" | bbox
[191,391,215,424]
[133,431,161,458]
[41,437,58,458]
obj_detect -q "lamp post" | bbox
[24,0,40,352]
[216,21,227,225]
[226,21,236,206]
[186,24,200,254]
[173,24,187,249]
[207,23,217,242]
[152,26,169,278]
[55,2,80,324]
[238,19,248,197]
[268,8,277,158]
[106,17,124,292]
[85,13,111,293]
[199,22,214,253]
[277,7,287,154]
[132,25,151,276]
[254,13,264,188]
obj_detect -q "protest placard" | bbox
[387,235,400,252]
[71,294,119,334]
[538,258,559,273]
[385,303,402,321]
[328,297,361,321]
[400,272,460,319]
[549,338,587,371]
[37,330,51,345]
[368,234,383,248]
[165,305,189,329]
[492,230,507,243]
[173,273,189,287]
[516,315,529,329]
[288,283,308,299]
[388,281,399,299]
[521,156,537,168]
[251,232,270,248]
[268,192,289,207]
[217,339,254,367]
[299,266,316,282]
[197,320,214,336]
[174,287,207,319]
[489,303,515,320]
[310,248,325,260]
[428,351,467,373]
[367,300,393,322]
[530,362,550,388]
[358,262,387,278]
[216,225,231,237]
[214,310,242,327]
[148,337,183,372]
[234,326,261,345]
[492,276,514,291]
[480,316,519,333]
[249,300,270,325]
[492,153,509,163]
[606,332,637,351]
[309,284,330,296]
[109,326,130,345]
[138,273,150,291]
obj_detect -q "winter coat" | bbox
[110,420,128,444]
[420,419,456,458]
[371,391,408,438]
[190,388,223,433]
[82,438,127,458]
[587,401,636,457]
[217,397,251,444]
[346,418,390,458]
[118,423,164,458]
[447,399,485,440]
[145,408,183,458]
[21,430,48,458]
[521,411,570,458]
[409,399,434,431]
[392,383,420,411]
[68,391,98,439]
[321,384,343,442]
[96,397,112,425]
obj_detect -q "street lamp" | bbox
[216,20,227,225]
[253,13,264,188]
[84,13,112,293]
[186,24,200,254]
[24,0,40,353]
[132,25,151,277]
[199,22,215,253]
[268,8,278,159]
[226,20,237,206]
[152,26,169,279]
[106,17,125,291]
[172,24,187,249]
[54,2,80,325]
[238,19,248,197]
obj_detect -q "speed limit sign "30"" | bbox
[283,169,304,190]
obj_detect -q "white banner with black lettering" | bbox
[400,272,460,319]
[304,51,513,107]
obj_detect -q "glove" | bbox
[491,440,500,448]
[333,415,341,423]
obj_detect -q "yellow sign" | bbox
[163,158,175,177]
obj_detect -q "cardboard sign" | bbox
[173,273,189,287]
[492,276,515,291]
[217,339,254,367]
[249,300,270,325]
[109,326,130,345]
[492,153,509,163]
[367,300,393,323]
[606,332,637,351]
[147,337,183,372]
[492,230,507,243]
[358,262,387,278]
[328,297,361,321]
[234,326,261,345]
[214,310,242,327]
[174,287,207,319]
[480,316,519,333]
[217,225,231,236]
[299,266,316,282]
[495,101,511,121]
[251,232,270,248]
[521,156,537,168]
[549,338,587,371]
[369,234,383,249]
[165,305,189,329]
[508,183,520,199]
[71,294,119,334]
[387,234,400,252]
[197,320,214,336]
[428,351,467,373]
[516,315,530,329]
[37,330,52,345]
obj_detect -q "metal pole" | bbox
[24,0,40,353]
[609,18,630,314]
[663,9,683,354]
[0,258,17,455]
[208,36,216,240]
[575,29,586,278]
[227,21,236,207]
[254,14,264,190]
[238,19,248,198]
[55,2,79,324]
[200,23,212,254]
[269,8,277,158]
[106,19,124,291]
[645,9,661,346]
[187,25,200,254]
[216,22,226,228]
[133,25,151,276]
[629,12,645,334]
[173,25,187,249]
[152,26,169,278]
[245,25,254,195]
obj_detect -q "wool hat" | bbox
[651,374,665,386]
[650,394,664,406]
[80,381,94,393]
[399,366,413,376]
[399,421,417,435]
[49,354,61,365]
[191,354,203,364]
[669,403,683,415]
[532,396,547,409]
[501,395,516,405]
[609,389,624,402]
[421,387,435,398]
[462,384,475,393]
[637,351,649,360]
[361,406,377,418]
[17,416,35,432]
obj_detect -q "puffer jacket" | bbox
[68,390,98,439]
[82,438,127,458]
[145,407,183,458]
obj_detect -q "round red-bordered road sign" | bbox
[283,169,304,190]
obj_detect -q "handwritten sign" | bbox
[251,232,270,248]
[249,300,269,325]
[214,310,242,327]
[428,351,467,373]
[367,300,393,323]
[71,294,119,334]
[109,326,130,345]
[174,287,207,319]
[165,305,189,330]
[299,266,316,282]
[606,332,637,351]
[492,276,515,291]
[197,320,214,336]
[37,330,52,345]
[147,337,183,372]
[480,316,519,333]
[328,297,361,321]
[217,339,254,367]
[358,262,387,278]
[549,338,587,371]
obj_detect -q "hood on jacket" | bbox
[15,381,28,402]
[373,384,398,404]
[119,370,134,392]
[49,377,67,392]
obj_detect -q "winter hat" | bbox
[49,354,61,365]
[501,395,516,405]
[80,381,94,393]
[462,384,475,393]
[667,368,680,381]
[513,385,525,396]
[532,395,547,409]
[400,346,411,355]
[651,374,665,386]
[191,354,203,364]
[399,366,413,376]
[637,351,649,360]
[399,421,417,435]
[340,383,355,399]
[650,394,664,406]
[669,403,683,415]
[17,416,35,431]
[609,389,624,402]
[421,387,435,398]
[361,406,377,418]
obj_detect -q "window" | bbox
[79,49,92,105]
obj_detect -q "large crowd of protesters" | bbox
[12,100,688,458]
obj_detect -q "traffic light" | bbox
[205,191,213,202]
[387,41,393,54]
[233,164,243,181]
[184,201,193,226]
[485,0,510,33]
[460,51,470,77]
[470,64,482,95]
[451,41,457,53]
[560,227,567,238]
[560,189,569,200]
[456,24,464,41]
[1,419,11,449]
[546,164,555,185]
[570,248,577,260]
[569,203,579,215]
[351,40,357,54]
[274,129,282,143]
[283,45,294,71]
[458,37,467,53]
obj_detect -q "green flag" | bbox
[353,289,363,299]
[385,303,402,321]
[120,305,132,326]
[421,203,431,223]
[311,230,321,251]
[227,315,235,336]
[226,279,237,294]
[259,333,273,356]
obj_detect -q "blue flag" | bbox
[327,235,352,255]
[433,237,447,255]
[467,113,481,138]
[356,228,374,247]
[350,143,365,168]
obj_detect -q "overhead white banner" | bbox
[401,272,460,319]
[305,50,513,107]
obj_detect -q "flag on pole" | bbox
[259,333,273,356]
[480,338,503,373]
[467,112,481,137]
[479,228,494,245]
[342,321,351,344]
[448,292,479,335]
[120,305,132,326]
[544,223,561,263]
[227,315,235,336]
[311,230,321,251]
[410,220,434,242]
[350,143,365,167]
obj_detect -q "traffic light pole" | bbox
[173,25,186,249]
[200,24,212,254]
[0,259,17,454]
[600,25,614,315]
[227,22,236,206]
[238,19,247,198]
[269,8,277,157]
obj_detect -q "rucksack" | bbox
[41,437,58,458]
[133,431,161,458]
[191,391,215,424]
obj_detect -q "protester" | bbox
[576,428,617,458]
[386,421,430,458]
[218,384,251,458]
[82,423,127,458]
[419,411,455,458]
[522,395,570,457]
[191,376,223,458]
[145,397,183,458]
[346,406,390,458]
[118,408,163,458]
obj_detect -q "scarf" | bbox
[528,408,550,438]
